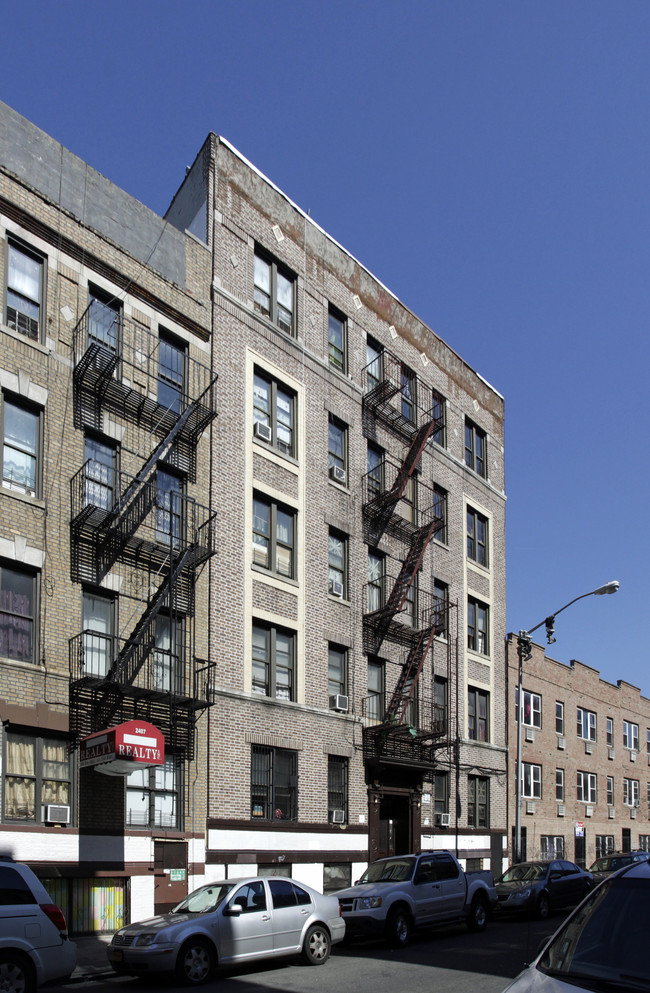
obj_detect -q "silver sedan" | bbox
[106,876,345,985]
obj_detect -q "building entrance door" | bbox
[154,840,188,914]
[369,788,420,861]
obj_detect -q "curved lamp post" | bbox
[513,580,620,864]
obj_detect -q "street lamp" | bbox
[513,580,619,864]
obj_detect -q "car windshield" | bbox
[172,882,234,914]
[539,873,650,989]
[358,858,416,883]
[590,856,629,873]
[500,863,545,883]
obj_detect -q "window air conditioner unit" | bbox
[630,750,637,763]
[329,465,346,485]
[330,694,349,713]
[330,809,345,824]
[631,807,637,819]
[329,581,344,598]
[525,727,535,742]
[584,741,593,754]
[608,807,615,819]
[526,801,536,815]
[585,806,593,818]
[557,736,566,750]
[254,421,272,442]
[435,812,451,828]
[557,804,565,817]
[46,804,70,824]
[608,747,615,760]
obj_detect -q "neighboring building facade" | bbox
[506,634,650,867]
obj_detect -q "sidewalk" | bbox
[71,934,115,980]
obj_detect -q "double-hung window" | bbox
[328,415,347,485]
[367,444,384,500]
[606,717,614,747]
[3,733,70,824]
[158,331,186,415]
[433,485,448,543]
[468,776,489,827]
[556,701,565,735]
[434,675,448,731]
[468,687,489,742]
[84,434,117,511]
[465,419,487,478]
[541,836,564,859]
[2,395,41,497]
[328,529,347,598]
[467,507,488,566]
[365,336,384,391]
[520,689,542,729]
[556,768,564,801]
[624,778,640,807]
[400,364,416,423]
[156,467,184,548]
[596,835,615,858]
[251,745,297,821]
[0,562,37,663]
[623,720,639,751]
[253,370,295,457]
[367,552,384,613]
[88,286,121,354]
[328,645,347,701]
[521,762,542,799]
[367,658,384,721]
[153,613,183,694]
[328,756,348,823]
[6,240,44,341]
[577,771,597,804]
[82,590,114,677]
[467,597,489,655]
[252,495,295,579]
[433,579,448,637]
[431,389,446,447]
[606,776,614,806]
[126,756,180,829]
[328,307,346,372]
[434,771,449,815]
[252,622,295,702]
[577,707,597,742]
[254,250,295,335]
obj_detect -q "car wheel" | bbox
[301,924,331,965]
[0,952,36,993]
[386,906,412,948]
[536,893,550,920]
[467,894,488,932]
[175,938,214,985]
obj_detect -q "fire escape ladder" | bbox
[385,624,438,725]
[73,342,119,429]
[368,418,436,543]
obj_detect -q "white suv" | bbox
[0,857,76,993]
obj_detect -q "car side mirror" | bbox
[224,902,243,916]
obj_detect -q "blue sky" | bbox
[3,1,646,693]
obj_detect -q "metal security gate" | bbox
[43,878,126,934]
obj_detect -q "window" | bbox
[251,745,297,821]
[88,286,121,354]
[0,562,37,663]
[467,597,489,655]
[254,249,295,335]
[434,675,448,731]
[328,415,347,484]
[82,590,114,677]
[367,658,384,721]
[556,701,565,735]
[328,529,347,598]
[606,776,614,806]
[328,756,348,823]
[158,331,186,414]
[623,778,640,807]
[434,771,449,815]
[84,435,117,510]
[520,690,542,729]
[269,880,312,909]
[431,389,446,447]
[541,836,564,859]
[2,395,41,497]
[126,757,179,828]
[253,370,295,457]
[647,729,650,755]
[403,572,418,626]
[467,687,489,742]
[153,613,182,693]
[465,419,487,478]
[252,623,295,701]
[6,240,44,341]
[365,336,384,391]
[433,579,448,637]
[639,835,650,853]
[398,475,417,524]
[433,485,448,543]
[400,364,416,424]
[521,763,542,799]
[577,707,597,741]
[623,721,639,751]
[3,733,70,823]
[155,467,184,547]
[328,307,346,372]
[468,776,489,828]
[252,495,295,579]
[606,717,614,747]
[367,444,384,500]
[596,835,615,858]
[577,771,597,804]
[367,552,384,613]
[556,768,564,801]
[328,645,347,701]
[466,507,488,566]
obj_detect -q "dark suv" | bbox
[0,857,76,993]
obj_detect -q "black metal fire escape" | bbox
[68,308,217,759]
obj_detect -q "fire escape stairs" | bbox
[367,418,436,543]
[383,625,439,735]
[73,342,119,428]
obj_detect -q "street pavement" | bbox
[71,934,114,980]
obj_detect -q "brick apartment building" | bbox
[0,101,507,931]
[506,634,650,867]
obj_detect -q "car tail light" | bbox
[40,903,68,933]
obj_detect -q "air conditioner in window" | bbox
[330,694,349,713]
[254,421,272,442]
[526,801,536,815]
[557,804,565,817]
[608,807,615,819]
[557,736,566,750]
[608,747,615,760]
[630,750,637,763]
[46,804,70,824]
[329,465,347,485]
[435,812,451,828]
[525,727,535,742]
[330,809,345,824]
[329,581,344,598]
[585,806,593,818]
[631,807,637,819]
[585,741,593,754]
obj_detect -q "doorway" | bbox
[368,787,420,861]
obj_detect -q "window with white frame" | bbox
[521,763,542,799]
[433,579,448,638]
[434,771,449,815]
[254,249,295,335]
[466,507,488,566]
[623,778,640,807]
[6,240,44,341]
[88,285,122,354]
[400,364,416,424]
[540,836,564,859]
[577,707,597,741]
[3,733,70,824]
[520,689,541,728]
[606,776,614,806]
[467,597,489,655]
[84,434,117,510]
[367,551,384,613]
[647,729,650,755]
[2,394,42,497]
[0,561,38,663]
[640,835,650,852]
[365,336,383,391]
[367,657,384,722]
[252,622,295,701]
[328,529,347,598]
[431,389,446,447]
[556,768,564,801]
[577,771,597,804]
[252,494,295,579]
[253,370,296,457]
[328,415,347,484]
[606,717,614,747]
[328,645,347,701]
[327,306,346,372]
[464,418,487,478]
[623,720,639,751]
[433,484,448,543]
[556,701,565,735]
[595,835,615,858]
[126,757,179,828]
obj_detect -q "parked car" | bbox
[0,856,76,993]
[501,857,650,992]
[334,850,497,947]
[495,860,593,919]
[106,875,344,985]
[588,849,649,880]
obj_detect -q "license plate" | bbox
[111,949,123,962]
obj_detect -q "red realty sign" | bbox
[79,720,165,776]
